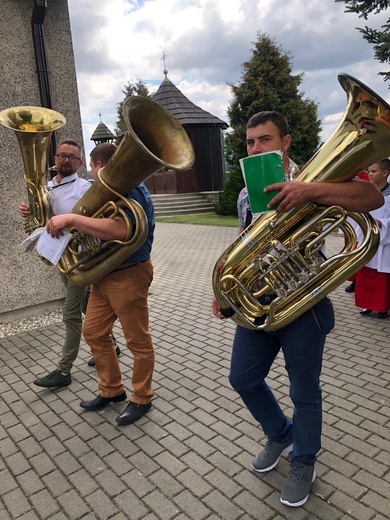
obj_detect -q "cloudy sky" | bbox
[66,0,389,162]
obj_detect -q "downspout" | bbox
[31,0,57,164]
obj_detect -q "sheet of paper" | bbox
[19,227,45,252]
[36,229,72,265]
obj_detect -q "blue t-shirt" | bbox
[122,183,155,264]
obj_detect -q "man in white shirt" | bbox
[19,140,91,387]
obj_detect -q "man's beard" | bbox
[57,165,76,177]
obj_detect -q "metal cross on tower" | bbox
[161,51,168,76]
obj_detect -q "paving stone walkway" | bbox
[1,222,390,520]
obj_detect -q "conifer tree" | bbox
[115,79,150,135]
[335,0,389,84]
[216,33,321,215]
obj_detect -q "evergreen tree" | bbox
[115,78,150,136]
[335,1,390,84]
[216,33,321,215]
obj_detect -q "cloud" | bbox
[67,0,390,161]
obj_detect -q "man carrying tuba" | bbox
[19,140,92,389]
[46,142,156,426]
[212,110,383,507]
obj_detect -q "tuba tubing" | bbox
[213,73,390,332]
[58,95,195,285]
[0,106,66,232]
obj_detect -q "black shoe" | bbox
[116,401,151,425]
[34,370,71,388]
[344,281,356,293]
[360,309,373,315]
[377,311,389,319]
[87,345,121,367]
[80,391,127,411]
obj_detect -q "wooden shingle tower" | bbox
[146,67,228,194]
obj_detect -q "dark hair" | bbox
[90,142,117,166]
[246,111,289,138]
[376,157,390,173]
[57,140,83,158]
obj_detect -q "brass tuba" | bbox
[58,95,195,285]
[213,73,390,332]
[0,106,66,233]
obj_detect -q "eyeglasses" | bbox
[56,153,81,162]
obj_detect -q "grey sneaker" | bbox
[34,370,71,388]
[280,462,316,507]
[252,439,293,472]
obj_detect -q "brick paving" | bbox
[1,222,390,520]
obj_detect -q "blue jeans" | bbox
[229,297,335,466]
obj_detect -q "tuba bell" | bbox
[57,95,195,285]
[0,106,66,233]
[213,73,390,332]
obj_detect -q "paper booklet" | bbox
[239,151,284,214]
[36,229,72,265]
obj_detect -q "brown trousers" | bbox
[83,260,154,403]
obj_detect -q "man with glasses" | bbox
[19,140,91,388]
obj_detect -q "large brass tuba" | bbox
[213,73,390,332]
[58,95,195,285]
[0,106,66,233]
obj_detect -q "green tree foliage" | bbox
[216,33,321,215]
[115,78,150,135]
[335,0,390,84]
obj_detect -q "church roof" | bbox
[90,121,115,141]
[152,72,228,129]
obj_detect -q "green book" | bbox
[239,151,284,213]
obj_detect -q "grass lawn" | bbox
[155,213,237,227]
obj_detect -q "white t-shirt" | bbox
[48,173,91,215]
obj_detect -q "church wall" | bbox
[0,0,85,322]
[191,127,226,192]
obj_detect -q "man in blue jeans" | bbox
[213,111,383,507]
